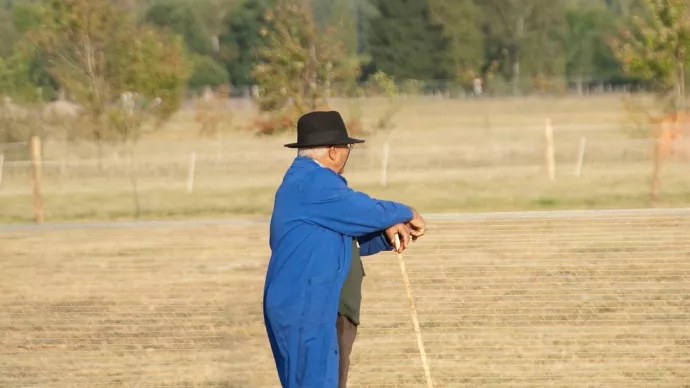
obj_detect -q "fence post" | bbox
[544,119,555,182]
[380,142,390,186]
[651,138,663,206]
[574,137,586,177]
[187,151,197,193]
[30,136,44,224]
[0,152,4,187]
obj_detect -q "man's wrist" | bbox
[410,207,420,222]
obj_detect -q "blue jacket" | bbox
[263,156,414,387]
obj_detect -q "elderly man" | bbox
[263,111,426,387]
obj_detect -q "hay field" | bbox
[2,94,689,224]
[1,209,688,387]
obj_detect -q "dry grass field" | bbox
[1,94,689,224]
[1,209,689,387]
[1,94,689,386]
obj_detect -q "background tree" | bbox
[108,25,189,132]
[29,0,128,135]
[366,0,449,80]
[0,2,55,97]
[0,6,20,58]
[612,0,690,109]
[0,51,40,103]
[252,0,358,133]
[606,0,647,17]
[106,24,189,216]
[611,0,690,205]
[28,0,188,158]
[428,0,483,86]
[219,0,275,86]
[144,1,213,55]
[565,4,620,92]
[0,50,43,146]
[477,0,567,95]
[310,0,378,56]
[187,54,230,91]
[196,0,242,55]
[145,0,240,55]
[144,0,232,89]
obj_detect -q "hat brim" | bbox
[284,137,365,149]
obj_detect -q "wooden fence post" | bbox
[545,119,556,181]
[187,151,197,193]
[651,138,663,206]
[0,152,4,187]
[574,137,586,177]
[30,136,44,223]
[380,142,390,186]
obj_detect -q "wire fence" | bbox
[1,122,689,223]
[1,208,688,387]
[0,131,688,193]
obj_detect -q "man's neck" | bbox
[308,157,339,174]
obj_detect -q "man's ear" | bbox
[328,146,338,160]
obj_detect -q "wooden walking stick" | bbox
[395,234,434,388]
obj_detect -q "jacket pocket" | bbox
[304,275,337,325]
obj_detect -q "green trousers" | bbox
[337,238,365,387]
[338,239,365,325]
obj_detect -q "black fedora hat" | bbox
[284,111,365,148]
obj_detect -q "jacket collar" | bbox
[292,156,348,184]
[293,156,321,168]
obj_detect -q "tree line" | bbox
[2,0,690,124]
[0,0,662,97]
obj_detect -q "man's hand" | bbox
[408,208,426,241]
[385,223,412,254]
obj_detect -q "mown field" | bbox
[1,209,688,387]
[1,94,689,224]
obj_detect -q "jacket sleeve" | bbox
[358,232,394,257]
[301,168,414,237]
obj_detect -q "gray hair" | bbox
[297,147,328,158]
